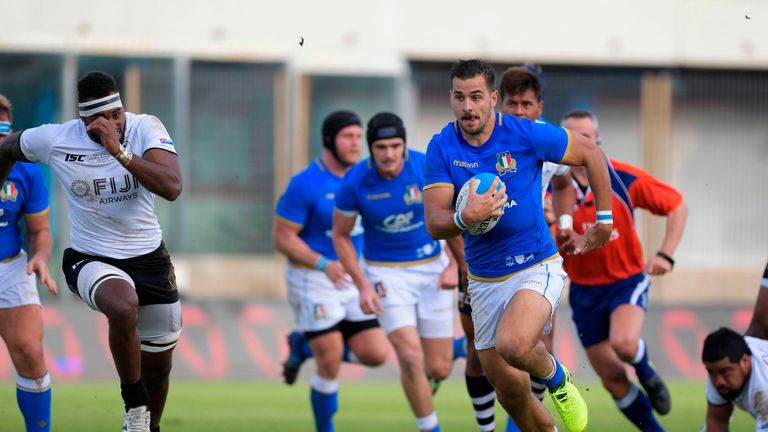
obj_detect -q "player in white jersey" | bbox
[703,327,768,431]
[0,71,182,432]
[0,94,57,432]
[746,261,768,340]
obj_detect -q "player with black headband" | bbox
[274,110,388,432]
[0,71,182,432]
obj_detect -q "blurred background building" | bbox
[1,0,767,380]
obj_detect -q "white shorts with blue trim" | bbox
[468,257,566,350]
[0,251,40,309]
[286,265,375,333]
[363,254,454,338]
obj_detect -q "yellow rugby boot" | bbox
[549,365,588,432]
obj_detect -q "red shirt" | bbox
[564,159,683,286]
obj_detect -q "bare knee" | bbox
[10,339,45,374]
[355,344,388,367]
[395,348,424,377]
[610,335,638,362]
[598,368,630,398]
[426,356,452,381]
[496,337,531,369]
[105,297,139,329]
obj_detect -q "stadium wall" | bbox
[4,0,768,69]
[0,300,755,382]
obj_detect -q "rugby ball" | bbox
[455,173,503,235]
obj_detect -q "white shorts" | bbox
[75,261,182,352]
[469,257,566,350]
[286,265,375,333]
[364,255,454,338]
[0,251,40,309]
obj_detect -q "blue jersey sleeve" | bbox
[334,169,360,215]
[275,177,309,228]
[529,120,570,163]
[423,138,453,191]
[21,164,49,216]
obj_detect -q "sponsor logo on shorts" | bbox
[312,304,328,320]
[373,282,387,298]
[522,279,544,287]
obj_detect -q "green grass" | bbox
[0,380,754,431]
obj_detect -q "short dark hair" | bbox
[0,94,13,121]
[702,327,752,364]
[450,59,495,91]
[561,109,600,130]
[77,71,118,103]
[500,67,543,101]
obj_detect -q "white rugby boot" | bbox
[122,405,150,432]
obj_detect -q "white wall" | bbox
[4,0,768,70]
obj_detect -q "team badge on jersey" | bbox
[403,184,422,205]
[0,181,18,202]
[312,303,328,320]
[496,152,517,175]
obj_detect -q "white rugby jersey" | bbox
[20,113,177,259]
[541,161,569,203]
[706,336,768,428]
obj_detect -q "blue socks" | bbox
[615,384,664,432]
[506,416,521,432]
[632,339,656,382]
[541,355,566,391]
[310,374,339,432]
[453,336,467,360]
[16,373,51,431]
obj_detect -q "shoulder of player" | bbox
[342,158,370,182]
[428,121,461,148]
[406,148,426,161]
[24,118,80,139]
[14,161,42,178]
[127,112,163,131]
[745,336,768,355]
[609,159,651,178]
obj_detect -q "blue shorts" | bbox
[569,272,650,348]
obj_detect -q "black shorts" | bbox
[62,242,179,306]
[304,319,380,341]
[458,290,472,316]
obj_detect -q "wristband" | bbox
[315,256,329,271]
[656,251,675,268]
[596,210,613,225]
[112,144,133,167]
[453,211,470,231]
[557,214,573,231]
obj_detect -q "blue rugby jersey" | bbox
[275,159,363,262]
[335,149,441,265]
[0,163,49,261]
[424,113,570,280]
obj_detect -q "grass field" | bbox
[0,380,753,431]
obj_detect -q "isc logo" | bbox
[65,154,85,162]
